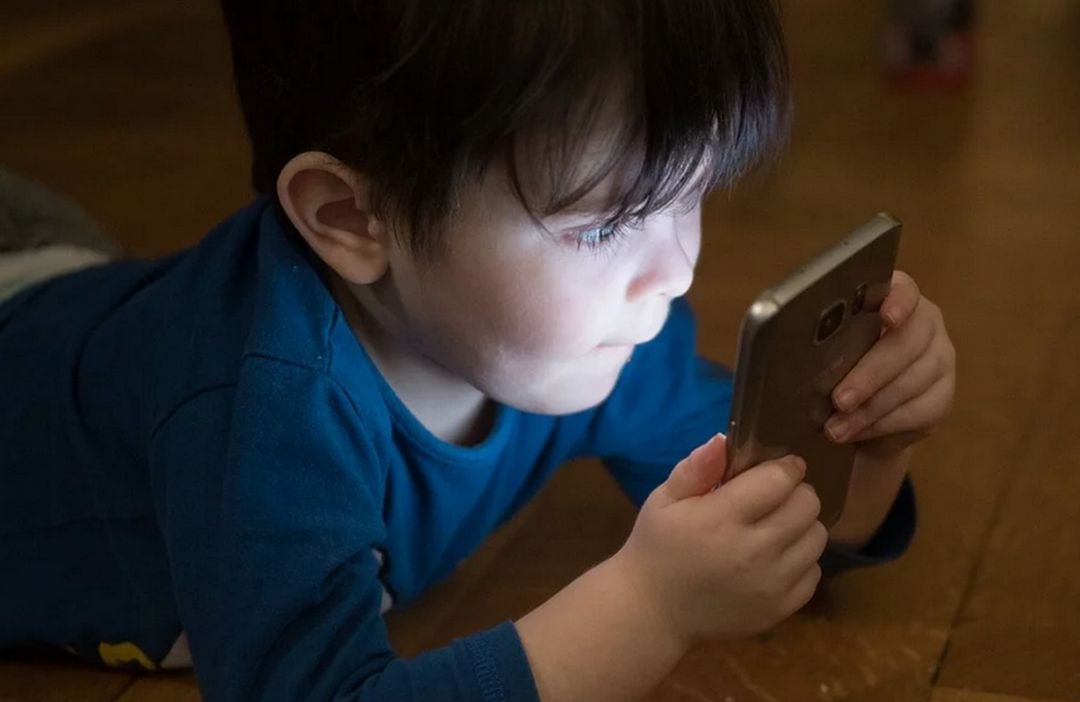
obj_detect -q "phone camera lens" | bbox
[816,300,847,343]
[853,284,868,315]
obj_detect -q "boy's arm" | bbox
[819,449,917,577]
[151,368,538,702]
[829,446,913,550]
[516,554,687,702]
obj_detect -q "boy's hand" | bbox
[825,270,956,458]
[613,434,827,645]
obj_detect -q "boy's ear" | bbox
[276,151,391,285]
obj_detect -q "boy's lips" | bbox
[601,310,668,348]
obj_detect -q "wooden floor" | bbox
[2,1,1079,700]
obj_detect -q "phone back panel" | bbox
[724,214,901,527]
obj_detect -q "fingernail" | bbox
[836,389,857,411]
[791,455,806,473]
[826,417,849,441]
[884,307,900,325]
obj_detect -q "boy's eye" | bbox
[574,223,627,252]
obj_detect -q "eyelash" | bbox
[573,222,629,253]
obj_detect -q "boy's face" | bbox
[377,160,702,416]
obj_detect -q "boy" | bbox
[0,1,955,700]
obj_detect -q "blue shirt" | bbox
[0,197,915,701]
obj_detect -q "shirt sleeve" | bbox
[580,296,916,577]
[149,359,539,702]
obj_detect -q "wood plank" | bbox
[113,674,200,702]
[0,2,173,84]
[932,688,1076,702]
[0,651,133,702]
[0,0,250,258]
[924,3,1080,700]
[933,309,1080,699]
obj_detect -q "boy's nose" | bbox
[628,223,698,301]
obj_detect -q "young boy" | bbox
[0,1,955,700]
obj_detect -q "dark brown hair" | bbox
[220,0,790,258]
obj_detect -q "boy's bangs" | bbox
[223,0,789,256]
[505,1,791,227]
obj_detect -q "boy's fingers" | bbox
[656,433,728,506]
[832,305,934,412]
[826,349,943,442]
[880,270,920,328]
[848,374,953,442]
[709,455,807,523]
[757,482,822,552]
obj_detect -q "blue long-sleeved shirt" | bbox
[0,197,915,700]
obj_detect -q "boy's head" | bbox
[221,1,790,415]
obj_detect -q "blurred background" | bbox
[2,1,1078,700]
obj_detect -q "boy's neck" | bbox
[328,274,497,448]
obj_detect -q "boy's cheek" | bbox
[486,297,604,359]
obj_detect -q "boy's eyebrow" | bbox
[539,193,619,221]
[545,198,696,229]
[551,184,705,220]
[557,197,617,217]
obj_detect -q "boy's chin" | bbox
[503,368,625,416]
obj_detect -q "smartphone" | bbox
[722,213,902,527]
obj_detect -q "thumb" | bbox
[654,433,728,507]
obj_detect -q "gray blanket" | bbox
[0,168,120,255]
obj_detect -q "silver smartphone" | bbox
[723,214,902,527]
